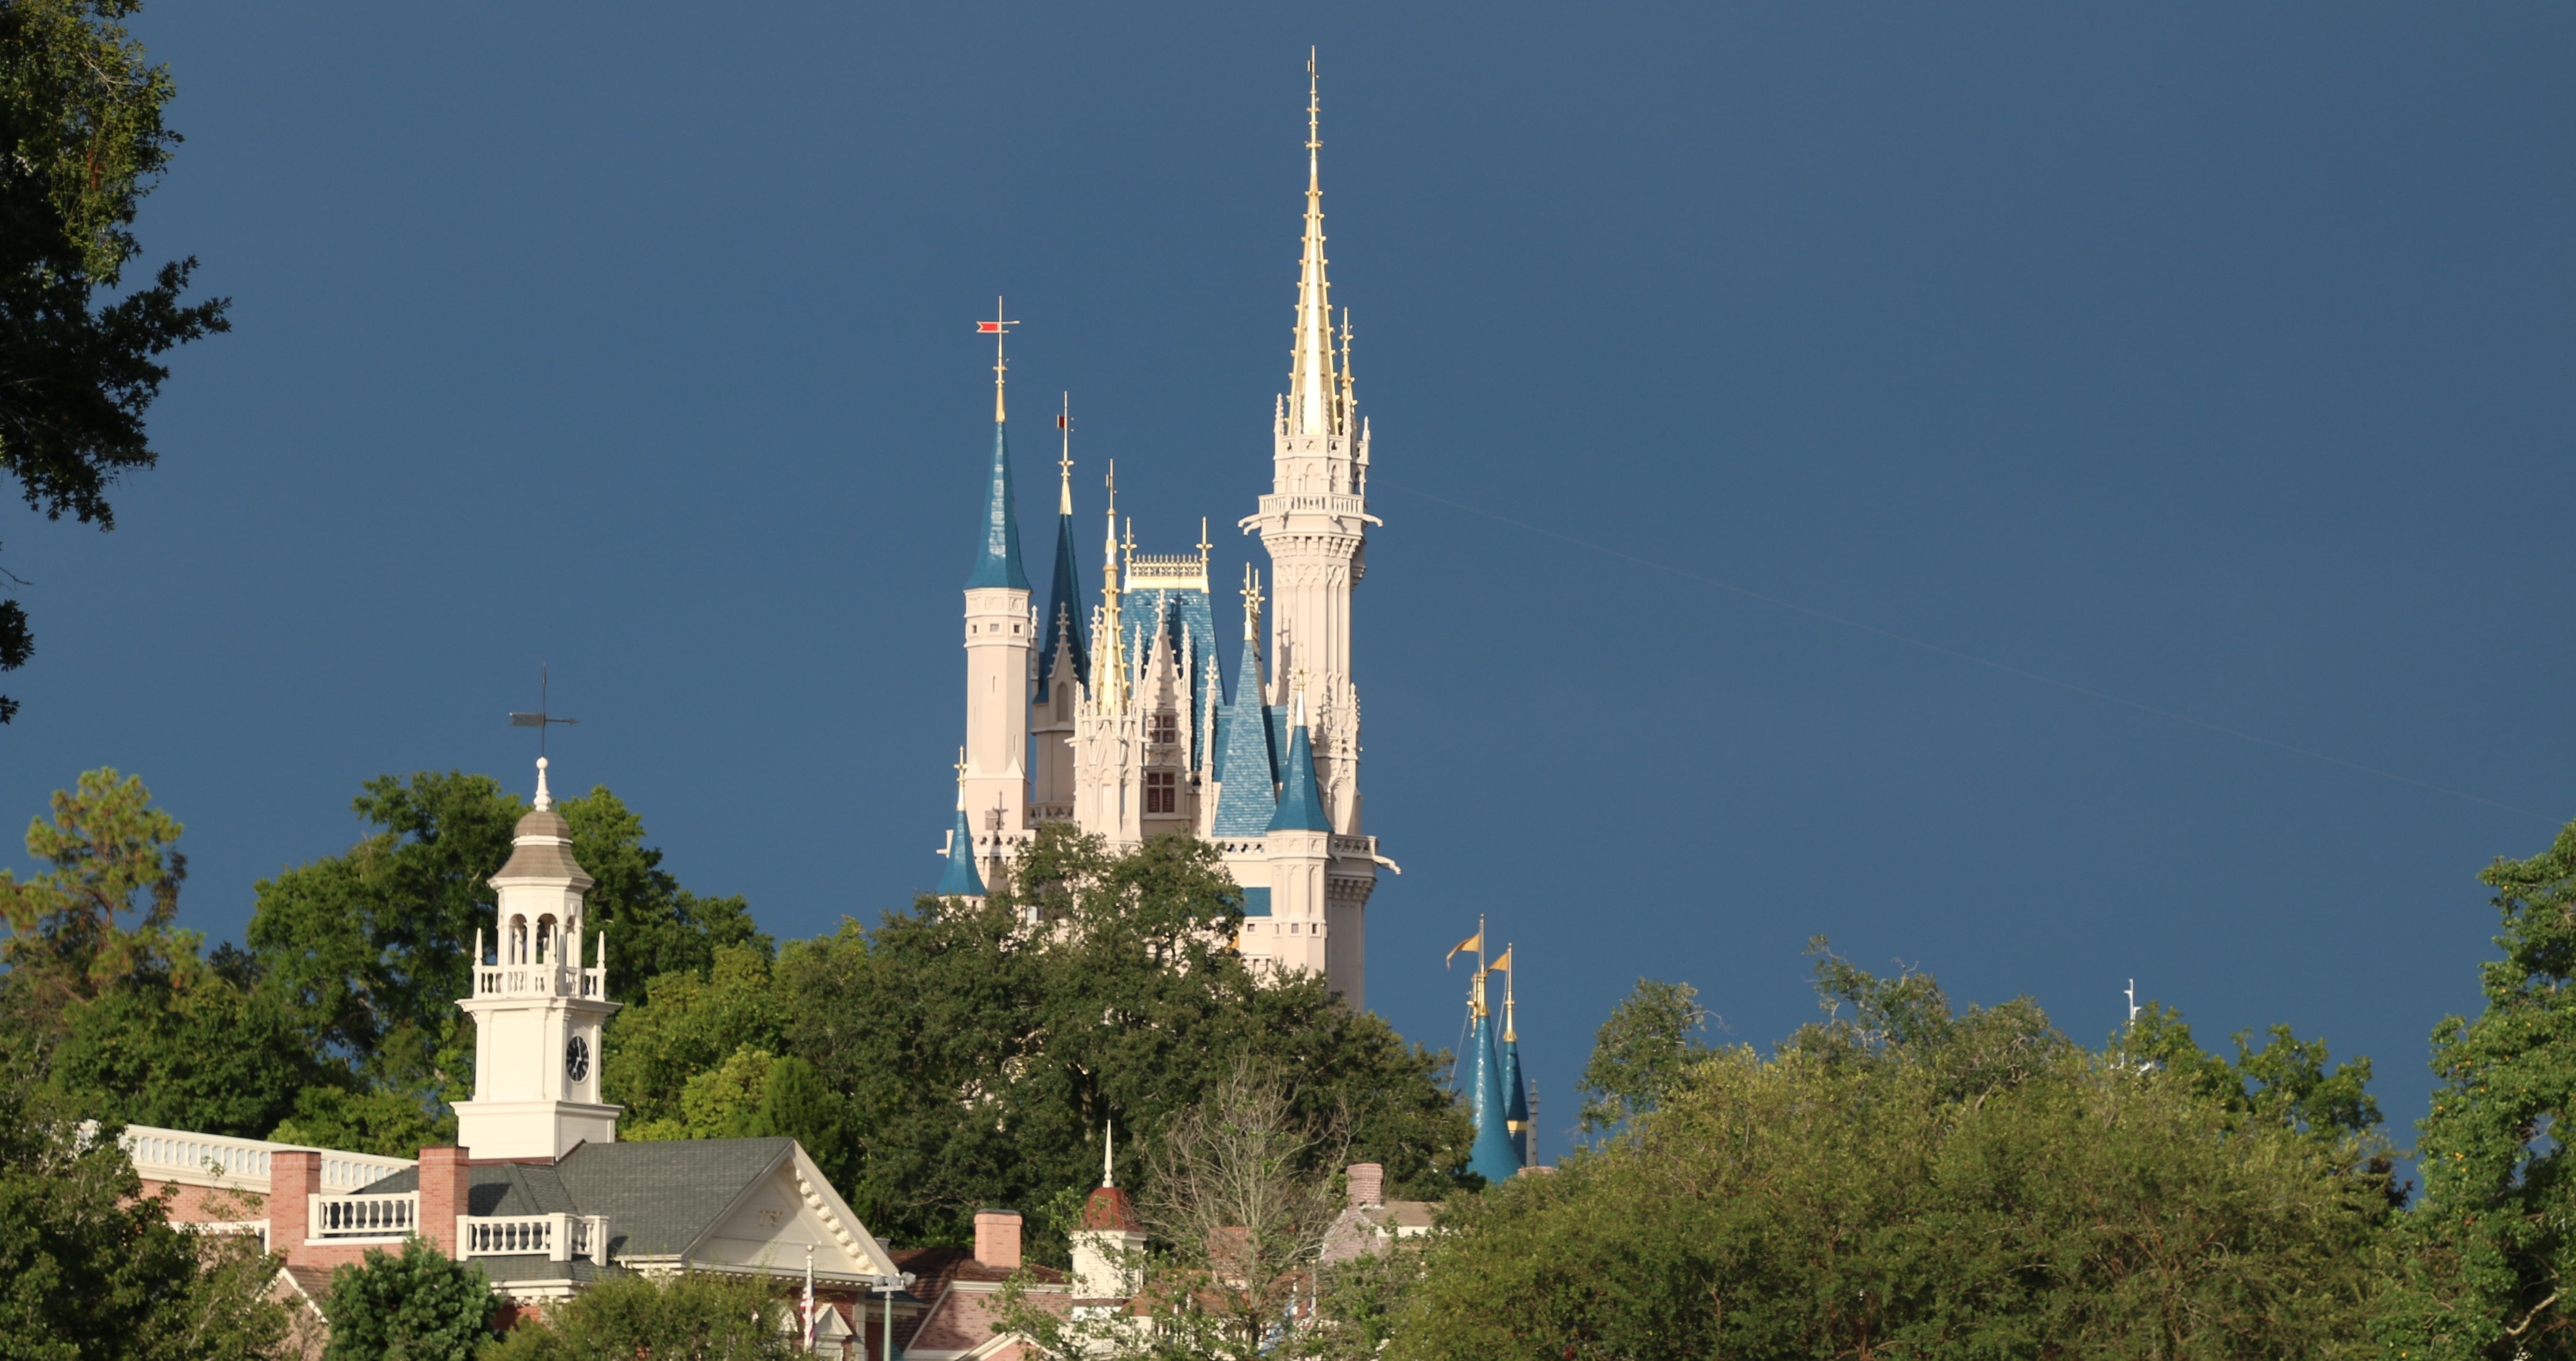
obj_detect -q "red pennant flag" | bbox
[977,321,1004,333]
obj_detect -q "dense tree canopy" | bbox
[0,1067,290,1360]
[477,1270,795,1360]
[2378,818,2576,1359]
[1390,952,2392,1361]
[318,1239,498,1361]
[760,824,1470,1261]
[0,0,230,722]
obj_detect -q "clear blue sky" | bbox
[6,3,2569,1168]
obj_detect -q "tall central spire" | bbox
[1288,48,1338,438]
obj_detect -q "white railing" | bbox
[116,1124,414,1193]
[474,963,607,1000]
[178,1220,270,1249]
[311,1192,417,1237]
[462,1213,609,1264]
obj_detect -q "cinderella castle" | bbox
[930,62,1392,1013]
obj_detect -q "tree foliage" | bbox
[1574,977,1712,1140]
[0,767,194,1014]
[2379,818,2576,1359]
[320,1238,498,1361]
[0,1071,291,1360]
[777,824,1469,1262]
[0,0,231,722]
[476,1270,796,1360]
[1390,952,2390,1361]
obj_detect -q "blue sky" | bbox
[6,3,2570,1167]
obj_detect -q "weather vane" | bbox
[507,668,579,756]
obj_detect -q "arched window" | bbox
[536,915,556,965]
[509,915,528,964]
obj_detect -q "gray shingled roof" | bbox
[357,1137,799,1260]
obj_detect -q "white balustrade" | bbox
[460,1213,610,1264]
[113,1124,413,1194]
[474,964,608,1000]
[310,1192,417,1237]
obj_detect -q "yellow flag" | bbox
[1445,930,1484,968]
[1489,946,1513,974]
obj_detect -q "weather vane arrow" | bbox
[507,667,578,756]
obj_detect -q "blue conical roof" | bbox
[965,421,1030,591]
[1502,1031,1530,1130]
[1267,717,1332,834]
[934,803,985,898]
[1466,1009,1522,1183]
[1035,510,1088,701]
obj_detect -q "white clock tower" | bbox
[452,758,623,1159]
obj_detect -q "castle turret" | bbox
[961,308,1034,878]
[1033,396,1089,821]
[935,750,988,901]
[1463,942,1522,1183]
[1263,695,1333,984]
[454,757,622,1160]
[1501,948,1533,1165]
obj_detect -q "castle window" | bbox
[1146,770,1177,814]
[1149,713,1178,745]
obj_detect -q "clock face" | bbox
[565,1035,590,1082]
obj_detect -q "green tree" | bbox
[48,964,323,1137]
[1573,977,1712,1140]
[1391,954,2388,1361]
[782,825,1470,1263]
[601,942,788,1136]
[2122,1001,2384,1143]
[320,1238,498,1361]
[0,1069,291,1359]
[476,1270,794,1360]
[2380,818,2576,1359]
[0,0,231,722]
[0,767,196,1017]
[269,1084,454,1158]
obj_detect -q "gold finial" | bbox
[1058,393,1074,516]
[953,746,969,810]
[1502,944,1517,1042]
[979,299,1018,422]
[1240,564,1265,641]
[1196,516,1212,563]
[1307,47,1320,156]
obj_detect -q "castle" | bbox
[934,62,1390,1010]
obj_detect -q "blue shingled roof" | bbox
[1211,632,1279,837]
[1268,720,1332,834]
[935,803,985,897]
[1035,511,1089,703]
[964,421,1030,591]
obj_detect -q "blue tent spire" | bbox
[934,749,986,899]
[1466,990,1522,1183]
[1036,397,1088,700]
[1267,694,1332,834]
[966,303,1030,591]
[1500,951,1532,1165]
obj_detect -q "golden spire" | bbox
[1288,49,1336,437]
[953,747,969,809]
[982,298,1018,422]
[1240,564,1264,642]
[1502,944,1517,1042]
[1337,308,1355,435]
[1099,462,1126,712]
[1058,392,1074,515]
[1196,516,1212,567]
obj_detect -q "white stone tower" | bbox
[453,757,622,1159]
[961,306,1035,889]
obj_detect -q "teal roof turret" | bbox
[965,418,1031,591]
[1466,1005,1522,1183]
[935,752,986,899]
[1267,698,1332,834]
[1037,451,1088,702]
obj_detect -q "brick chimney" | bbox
[973,1208,1022,1270]
[417,1146,470,1258]
[270,1150,318,1266]
[1346,1162,1384,1209]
